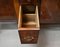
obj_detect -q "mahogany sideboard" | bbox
[0,0,60,44]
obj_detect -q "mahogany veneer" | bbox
[0,0,17,22]
[18,30,39,44]
[40,0,60,23]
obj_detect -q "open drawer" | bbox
[18,5,40,44]
[18,5,40,30]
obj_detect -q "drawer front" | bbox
[18,30,39,44]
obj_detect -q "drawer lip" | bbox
[18,28,40,30]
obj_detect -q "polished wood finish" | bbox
[0,0,17,22]
[40,0,60,23]
[18,30,39,44]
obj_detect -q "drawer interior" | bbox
[22,14,36,28]
[18,5,40,30]
[22,5,36,14]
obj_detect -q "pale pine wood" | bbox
[18,5,40,30]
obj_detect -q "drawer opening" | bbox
[22,5,36,14]
[18,5,40,30]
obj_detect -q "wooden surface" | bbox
[18,0,40,44]
[18,30,39,44]
[0,0,17,21]
[18,5,40,30]
[13,0,19,19]
[40,0,60,23]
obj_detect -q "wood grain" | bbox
[40,0,60,23]
[0,0,16,21]
[18,30,39,44]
